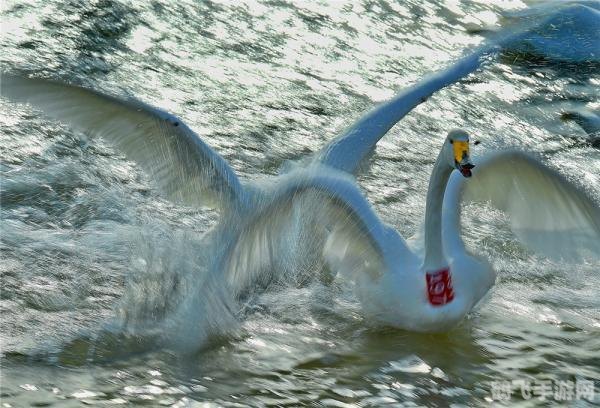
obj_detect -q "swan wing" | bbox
[317,49,490,174]
[225,168,416,293]
[1,74,246,211]
[443,150,600,261]
[317,4,598,175]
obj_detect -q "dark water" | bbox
[1,0,599,406]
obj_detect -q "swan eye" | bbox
[453,140,470,163]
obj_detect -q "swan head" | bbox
[444,129,475,177]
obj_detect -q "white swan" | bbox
[483,1,600,63]
[2,51,600,332]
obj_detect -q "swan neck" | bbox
[423,153,452,270]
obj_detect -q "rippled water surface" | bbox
[1,0,599,406]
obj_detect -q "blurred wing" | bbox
[317,49,490,174]
[1,74,246,211]
[225,169,416,293]
[499,3,600,63]
[445,150,600,261]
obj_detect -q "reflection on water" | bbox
[1,0,599,406]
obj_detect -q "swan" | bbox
[478,1,600,63]
[2,49,600,333]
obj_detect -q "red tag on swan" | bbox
[426,268,454,306]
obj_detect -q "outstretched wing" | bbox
[443,150,600,261]
[224,168,417,294]
[1,74,246,211]
[316,49,490,174]
[498,2,600,63]
[316,3,599,175]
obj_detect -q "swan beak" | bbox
[453,140,475,178]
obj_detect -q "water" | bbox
[1,0,599,406]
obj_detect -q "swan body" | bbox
[3,45,600,332]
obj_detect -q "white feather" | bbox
[316,49,491,174]
[0,74,247,212]
[444,150,600,262]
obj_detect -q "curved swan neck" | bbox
[423,151,453,270]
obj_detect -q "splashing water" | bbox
[1,0,599,406]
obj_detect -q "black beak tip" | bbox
[457,162,475,178]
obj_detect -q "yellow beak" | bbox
[453,141,470,164]
[453,140,474,177]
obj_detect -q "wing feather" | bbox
[444,150,600,261]
[316,49,491,174]
[223,169,416,294]
[1,74,246,211]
